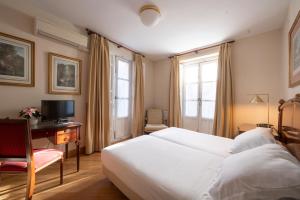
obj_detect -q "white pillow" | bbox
[231,127,276,153]
[208,144,300,200]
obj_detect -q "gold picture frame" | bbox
[289,10,300,88]
[0,32,35,87]
[48,53,81,95]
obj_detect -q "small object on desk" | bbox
[19,107,41,125]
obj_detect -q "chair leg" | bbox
[26,162,35,200]
[60,157,64,185]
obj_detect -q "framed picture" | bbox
[0,32,35,86]
[289,10,300,88]
[48,53,81,95]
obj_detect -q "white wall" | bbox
[232,30,283,130]
[144,59,155,110]
[0,4,156,150]
[0,5,88,151]
[153,59,171,110]
[153,29,283,133]
[282,0,300,98]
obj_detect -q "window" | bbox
[115,58,131,118]
[181,58,218,120]
[111,56,132,141]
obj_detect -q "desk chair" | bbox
[144,109,168,133]
[0,119,63,200]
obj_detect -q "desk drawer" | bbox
[55,128,77,144]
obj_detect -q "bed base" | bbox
[103,166,143,200]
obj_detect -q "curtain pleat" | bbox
[213,43,234,138]
[132,54,145,137]
[85,34,111,154]
[169,56,182,127]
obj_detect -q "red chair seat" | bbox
[0,149,63,172]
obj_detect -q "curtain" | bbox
[85,34,111,154]
[132,54,145,137]
[169,56,182,127]
[213,43,234,138]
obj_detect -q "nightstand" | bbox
[237,123,256,134]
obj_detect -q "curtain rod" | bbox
[86,28,145,58]
[168,40,235,59]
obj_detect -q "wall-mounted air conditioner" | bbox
[34,18,88,51]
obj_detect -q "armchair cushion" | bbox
[145,124,168,133]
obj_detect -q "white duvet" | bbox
[102,135,223,200]
[150,127,233,157]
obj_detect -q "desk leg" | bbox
[76,142,80,172]
[65,144,68,159]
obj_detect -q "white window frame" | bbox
[114,56,132,119]
[181,56,218,120]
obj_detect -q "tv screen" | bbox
[41,100,75,121]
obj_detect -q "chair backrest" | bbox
[0,119,32,161]
[147,109,163,124]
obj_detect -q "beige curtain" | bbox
[213,43,234,138]
[85,34,111,154]
[169,56,182,127]
[132,54,145,137]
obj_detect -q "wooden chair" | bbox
[0,119,63,200]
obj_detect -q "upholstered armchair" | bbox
[144,109,168,133]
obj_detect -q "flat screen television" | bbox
[41,100,75,122]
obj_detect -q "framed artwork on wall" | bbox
[289,10,300,88]
[0,32,35,87]
[48,53,81,95]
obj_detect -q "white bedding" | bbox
[102,135,223,200]
[150,127,233,157]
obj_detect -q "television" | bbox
[41,100,75,122]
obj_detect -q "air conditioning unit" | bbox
[35,18,88,51]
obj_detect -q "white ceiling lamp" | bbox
[139,4,161,27]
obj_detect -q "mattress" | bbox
[102,135,223,200]
[150,127,233,157]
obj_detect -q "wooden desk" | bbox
[31,122,82,172]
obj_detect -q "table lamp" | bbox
[249,94,270,127]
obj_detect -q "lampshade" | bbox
[139,5,161,27]
[250,95,265,104]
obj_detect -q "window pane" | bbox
[117,99,129,118]
[185,83,198,100]
[184,64,198,83]
[202,101,215,119]
[202,82,216,100]
[201,61,218,82]
[118,60,129,79]
[185,101,198,117]
[117,79,129,98]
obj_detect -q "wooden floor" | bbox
[0,153,128,200]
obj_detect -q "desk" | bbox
[31,122,82,172]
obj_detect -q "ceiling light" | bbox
[139,4,161,27]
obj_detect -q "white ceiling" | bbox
[2,0,291,60]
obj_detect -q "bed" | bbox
[150,127,233,157]
[102,95,300,200]
[102,135,222,200]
